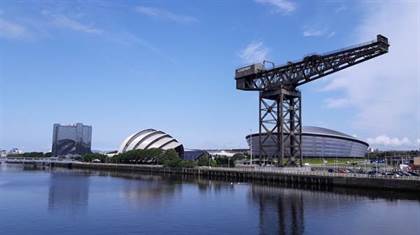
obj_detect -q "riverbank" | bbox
[13,160,417,192]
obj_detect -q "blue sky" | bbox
[0,0,419,152]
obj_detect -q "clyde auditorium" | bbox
[118,129,184,156]
[246,126,368,158]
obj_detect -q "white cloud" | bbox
[335,5,347,13]
[239,41,269,64]
[324,97,351,108]
[303,26,334,38]
[367,135,411,147]
[255,0,296,14]
[417,138,420,146]
[327,31,336,38]
[322,1,420,145]
[109,31,174,63]
[50,15,103,34]
[303,28,326,37]
[0,18,27,39]
[134,6,198,23]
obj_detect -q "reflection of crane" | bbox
[235,35,389,166]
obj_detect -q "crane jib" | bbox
[235,34,389,91]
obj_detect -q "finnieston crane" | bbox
[235,35,389,167]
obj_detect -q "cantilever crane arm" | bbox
[235,35,389,91]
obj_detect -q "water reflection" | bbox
[48,170,90,214]
[121,175,180,207]
[195,177,235,195]
[250,186,304,235]
[95,171,183,207]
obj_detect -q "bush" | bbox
[197,156,217,167]
[180,160,197,168]
[163,159,196,168]
[8,152,48,158]
[109,148,183,165]
[82,153,108,163]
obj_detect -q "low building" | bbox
[206,149,248,157]
[414,157,420,168]
[183,150,208,161]
[8,148,23,155]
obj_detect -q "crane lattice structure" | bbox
[235,35,389,167]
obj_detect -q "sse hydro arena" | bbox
[246,126,368,158]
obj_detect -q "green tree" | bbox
[82,153,108,163]
[197,156,217,167]
[161,149,182,167]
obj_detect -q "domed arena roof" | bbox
[246,126,367,146]
[118,129,184,155]
[302,126,358,141]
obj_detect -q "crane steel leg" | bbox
[282,89,302,166]
[259,92,280,166]
[259,89,302,167]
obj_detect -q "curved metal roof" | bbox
[118,129,183,153]
[302,126,355,139]
[246,126,368,146]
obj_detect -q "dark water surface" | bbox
[0,164,419,235]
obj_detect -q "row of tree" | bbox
[81,149,247,168]
[81,149,194,168]
[7,152,52,158]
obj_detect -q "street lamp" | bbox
[249,129,253,167]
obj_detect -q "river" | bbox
[0,164,419,235]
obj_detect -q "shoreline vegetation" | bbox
[80,149,247,168]
[5,149,419,168]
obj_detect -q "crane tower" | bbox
[235,35,389,167]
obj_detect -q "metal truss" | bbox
[259,89,302,166]
[237,35,389,91]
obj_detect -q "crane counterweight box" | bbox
[235,63,265,79]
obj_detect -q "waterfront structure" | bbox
[118,129,184,157]
[235,35,388,166]
[246,126,369,158]
[414,157,420,169]
[183,150,208,161]
[52,123,92,157]
[206,149,248,157]
[8,148,23,155]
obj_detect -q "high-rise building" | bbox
[52,123,92,157]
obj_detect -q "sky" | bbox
[0,0,419,152]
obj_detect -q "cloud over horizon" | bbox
[367,135,410,146]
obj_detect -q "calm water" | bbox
[0,164,419,235]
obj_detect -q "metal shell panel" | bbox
[118,129,183,153]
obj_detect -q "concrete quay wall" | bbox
[47,162,420,192]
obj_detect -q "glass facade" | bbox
[52,123,92,157]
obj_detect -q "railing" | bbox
[198,166,420,181]
[4,159,420,182]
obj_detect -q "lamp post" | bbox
[249,129,253,168]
